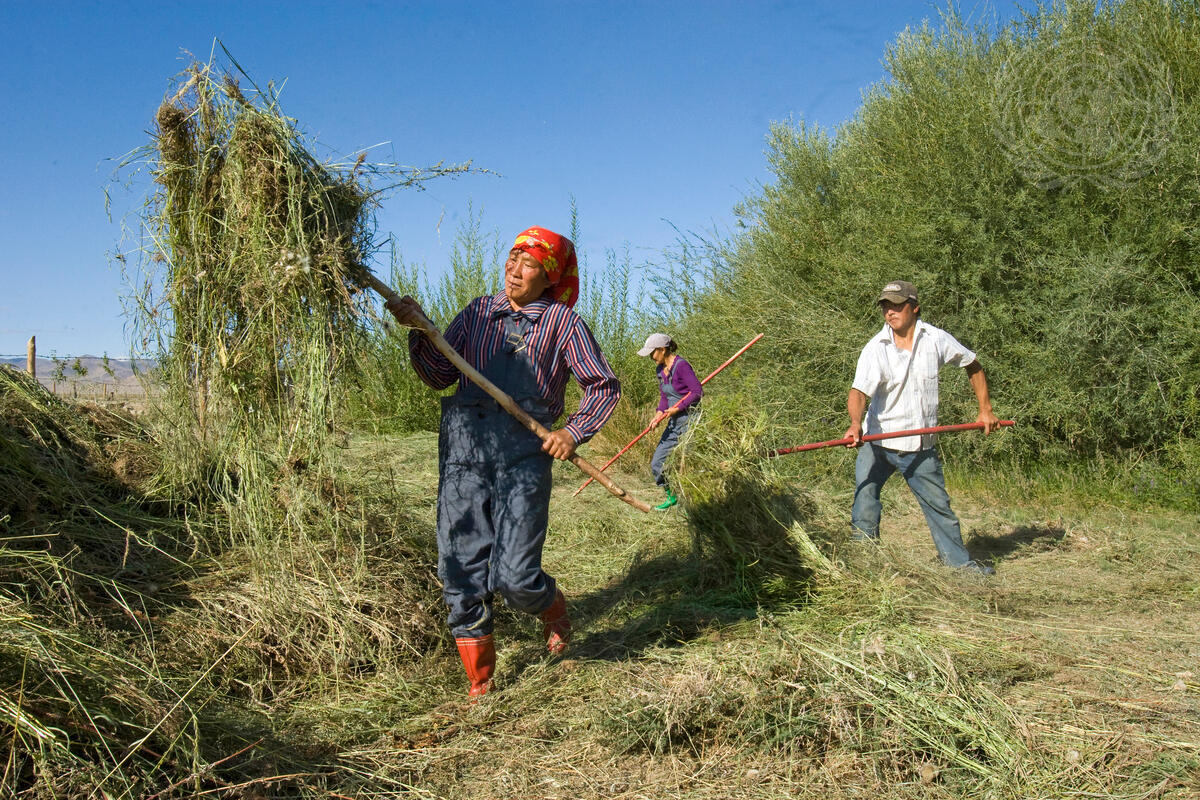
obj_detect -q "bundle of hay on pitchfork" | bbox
[125,53,473,497]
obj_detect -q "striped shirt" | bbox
[409,292,620,443]
[852,320,977,452]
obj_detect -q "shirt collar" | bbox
[489,291,551,322]
[875,319,927,346]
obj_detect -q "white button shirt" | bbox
[852,319,977,452]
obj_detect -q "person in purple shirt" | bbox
[637,333,702,510]
[386,227,620,698]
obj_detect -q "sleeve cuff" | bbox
[562,421,588,444]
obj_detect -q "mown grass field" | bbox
[286,429,1199,799]
[11,4,1198,794]
[3,369,1197,798]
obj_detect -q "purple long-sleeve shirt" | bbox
[408,292,620,443]
[656,357,703,413]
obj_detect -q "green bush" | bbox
[344,210,503,434]
[659,0,1200,490]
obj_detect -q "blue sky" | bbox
[0,0,1020,358]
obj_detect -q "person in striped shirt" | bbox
[844,280,1000,575]
[386,227,619,697]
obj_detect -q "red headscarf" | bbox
[512,227,579,308]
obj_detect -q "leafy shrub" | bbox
[658,0,1200,489]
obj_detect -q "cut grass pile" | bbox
[143,59,374,453]
[674,395,845,594]
[0,365,188,617]
[0,372,447,798]
[1,366,209,797]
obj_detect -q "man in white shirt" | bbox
[844,280,1000,574]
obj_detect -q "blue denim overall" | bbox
[650,361,692,491]
[437,310,560,639]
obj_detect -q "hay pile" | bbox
[674,395,843,598]
[0,366,207,797]
[150,72,364,443]
[130,56,469,505]
[121,55,457,674]
[0,365,177,603]
[0,347,444,797]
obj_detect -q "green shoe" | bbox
[653,488,678,511]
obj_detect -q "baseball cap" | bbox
[878,280,918,304]
[637,333,674,357]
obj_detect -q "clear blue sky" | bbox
[0,0,1019,358]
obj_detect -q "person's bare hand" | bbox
[844,422,864,447]
[542,429,578,461]
[977,410,1001,435]
[385,295,426,328]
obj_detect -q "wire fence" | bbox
[1,355,151,403]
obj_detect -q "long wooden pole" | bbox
[363,273,651,513]
[573,333,765,496]
[27,336,35,378]
[767,420,1016,457]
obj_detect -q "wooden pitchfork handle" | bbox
[363,273,651,514]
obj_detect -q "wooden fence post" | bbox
[27,336,35,378]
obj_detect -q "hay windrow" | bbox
[0,366,214,797]
[0,366,185,602]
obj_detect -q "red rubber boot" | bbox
[455,635,495,697]
[539,589,571,655]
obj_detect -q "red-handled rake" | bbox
[767,420,1016,458]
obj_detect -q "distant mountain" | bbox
[1,355,152,379]
[0,355,156,396]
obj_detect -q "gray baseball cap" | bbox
[637,333,674,357]
[878,280,918,304]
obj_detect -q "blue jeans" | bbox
[650,412,690,490]
[851,444,977,568]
